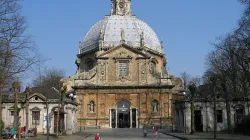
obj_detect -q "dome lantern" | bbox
[111,0,132,16]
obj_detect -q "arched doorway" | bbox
[117,100,130,128]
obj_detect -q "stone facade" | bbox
[1,88,78,134]
[62,0,184,129]
[174,86,250,133]
[175,100,250,133]
[63,44,184,128]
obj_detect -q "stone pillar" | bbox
[66,109,72,134]
[136,109,138,128]
[115,109,118,128]
[175,109,179,131]
[179,109,183,132]
[130,109,132,128]
[109,109,112,128]
[185,104,191,134]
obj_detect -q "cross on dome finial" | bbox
[111,0,132,16]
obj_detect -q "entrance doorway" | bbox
[117,100,130,128]
[194,110,203,132]
[234,106,244,133]
[54,112,60,133]
[54,112,65,133]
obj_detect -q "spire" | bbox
[111,0,132,16]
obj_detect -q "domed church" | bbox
[62,0,184,129]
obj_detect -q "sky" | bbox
[20,0,245,85]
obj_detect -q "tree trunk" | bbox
[56,90,61,137]
[225,94,233,133]
[46,98,49,140]
[25,88,30,137]
[247,99,250,115]
[243,98,247,134]
[61,91,65,133]
[14,89,18,129]
[213,87,217,139]
[221,82,232,134]
[225,99,233,133]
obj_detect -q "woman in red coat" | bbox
[95,133,100,140]
[154,127,158,135]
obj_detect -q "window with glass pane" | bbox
[119,61,128,76]
[10,111,14,124]
[32,111,40,125]
[86,60,93,71]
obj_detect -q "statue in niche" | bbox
[89,101,94,113]
[152,100,158,112]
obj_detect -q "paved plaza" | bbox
[80,128,179,140]
[165,132,250,140]
[22,129,179,140]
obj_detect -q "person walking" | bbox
[154,127,158,135]
[95,133,100,140]
[143,127,147,137]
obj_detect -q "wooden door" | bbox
[54,113,59,133]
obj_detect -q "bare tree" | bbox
[0,1,40,138]
[32,67,65,89]
[180,72,191,91]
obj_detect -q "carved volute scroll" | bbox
[100,62,106,81]
[141,62,146,80]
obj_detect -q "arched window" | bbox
[85,59,94,71]
[89,101,95,113]
[152,100,158,112]
[150,61,156,74]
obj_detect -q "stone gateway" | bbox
[62,0,184,129]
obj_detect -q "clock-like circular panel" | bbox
[119,2,124,8]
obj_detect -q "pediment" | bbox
[97,43,150,59]
[29,93,46,102]
[30,107,41,111]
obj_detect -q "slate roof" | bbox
[2,87,77,105]
[30,87,60,99]
[177,84,250,103]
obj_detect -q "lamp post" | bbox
[68,93,77,100]
[68,92,77,132]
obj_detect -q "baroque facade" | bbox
[62,0,184,129]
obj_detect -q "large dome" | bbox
[79,1,163,54]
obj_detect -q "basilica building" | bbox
[62,0,184,129]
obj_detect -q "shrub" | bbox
[0,120,4,130]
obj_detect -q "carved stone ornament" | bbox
[78,66,97,79]
[119,75,130,83]
[114,51,132,60]
[115,93,130,100]
[100,63,106,81]
[141,62,146,80]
